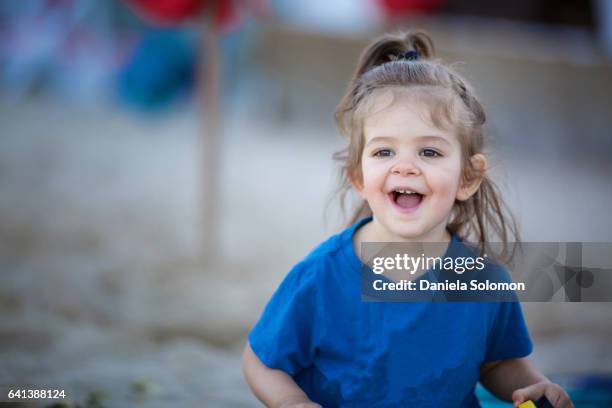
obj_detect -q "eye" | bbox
[420,148,442,158]
[373,148,394,158]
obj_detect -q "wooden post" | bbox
[197,18,221,263]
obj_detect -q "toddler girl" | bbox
[242,31,573,408]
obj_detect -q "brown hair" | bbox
[333,30,519,261]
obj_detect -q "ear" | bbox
[349,168,365,197]
[456,154,487,201]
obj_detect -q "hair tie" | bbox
[399,50,420,61]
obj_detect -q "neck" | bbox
[362,217,451,243]
[353,217,452,264]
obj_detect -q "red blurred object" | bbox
[127,0,207,23]
[126,0,266,31]
[378,0,446,15]
[212,0,239,32]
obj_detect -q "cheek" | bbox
[361,161,386,190]
[428,162,463,200]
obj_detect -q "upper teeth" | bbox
[396,190,416,194]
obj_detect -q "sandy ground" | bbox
[1,95,611,407]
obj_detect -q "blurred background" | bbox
[1,0,611,407]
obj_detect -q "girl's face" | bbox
[354,92,473,242]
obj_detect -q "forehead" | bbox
[361,87,459,143]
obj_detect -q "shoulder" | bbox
[286,218,367,286]
[452,237,513,279]
[291,230,347,281]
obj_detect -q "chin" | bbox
[387,223,427,241]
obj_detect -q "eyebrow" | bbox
[365,135,452,147]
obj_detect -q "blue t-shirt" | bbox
[248,217,532,407]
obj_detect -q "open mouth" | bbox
[389,189,423,212]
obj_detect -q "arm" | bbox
[241,341,321,408]
[480,358,573,407]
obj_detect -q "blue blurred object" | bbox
[0,1,126,103]
[477,374,612,407]
[117,29,197,110]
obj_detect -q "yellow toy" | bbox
[518,396,554,408]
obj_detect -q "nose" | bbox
[390,160,421,177]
